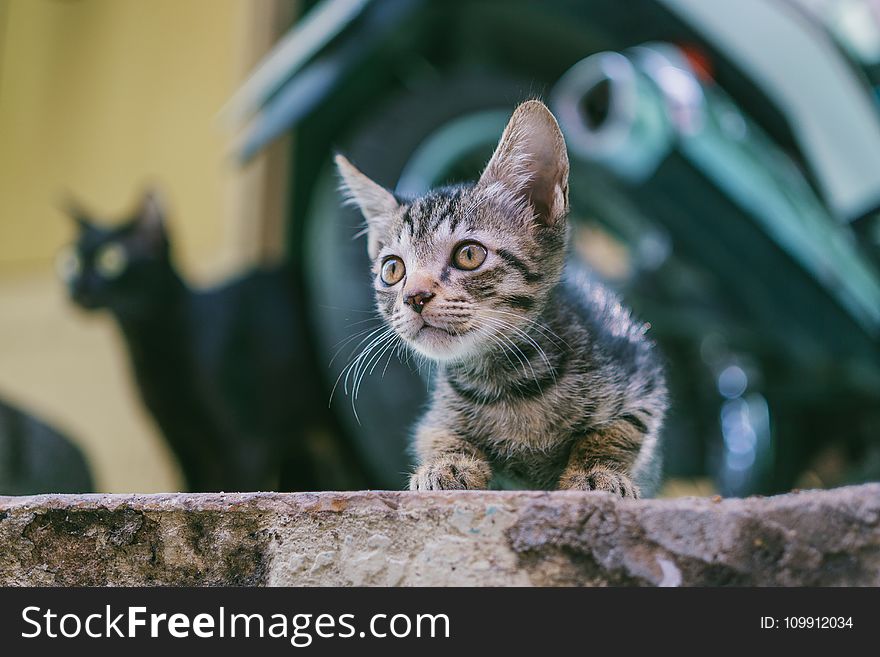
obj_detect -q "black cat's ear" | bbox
[478,100,569,226]
[335,154,400,259]
[137,188,165,229]
[134,187,168,248]
[57,192,92,231]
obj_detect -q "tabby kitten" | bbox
[336,100,667,496]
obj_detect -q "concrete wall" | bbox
[2,486,878,586]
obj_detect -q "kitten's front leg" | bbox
[409,424,491,491]
[558,419,644,498]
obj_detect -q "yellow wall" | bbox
[0,0,287,492]
[0,0,257,276]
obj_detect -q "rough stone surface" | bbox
[1,485,878,586]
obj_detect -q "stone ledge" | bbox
[1,484,878,586]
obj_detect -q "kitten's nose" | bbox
[404,290,435,314]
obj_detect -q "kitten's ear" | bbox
[335,154,400,259]
[478,100,569,225]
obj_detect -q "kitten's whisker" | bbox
[479,314,557,385]
[347,330,394,396]
[359,333,399,397]
[381,336,401,379]
[482,308,569,349]
[481,307,566,345]
[464,326,507,411]
[505,321,553,375]
[507,324,557,386]
[478,316,548,399]
[318,304,378,314]
[329,327,393,406]
[332,326,393,375]
[475,323,520,374]
[476,321,539,402]
[340,316,386,328]
[351,342,383,406]
[492,321,541,386]
[348,331,397,423]
[328,324,386,365]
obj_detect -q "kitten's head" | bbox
[57,189,174,316]
[337,100,570,362]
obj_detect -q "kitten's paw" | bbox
[558,467,640,498]
[409,455,491,491]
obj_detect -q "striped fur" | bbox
[336,101,667,497]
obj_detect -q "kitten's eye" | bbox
[380,256,405,285]
[452,241,487,271]
[55,246,82,282]
[94,243,128,279]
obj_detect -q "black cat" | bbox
[58,189,361,492]
[0,395,93,495]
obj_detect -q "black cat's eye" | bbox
[452,241,487,271]
[55,246,82,283]
[380,256,406,285]
[94,243,129,279]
